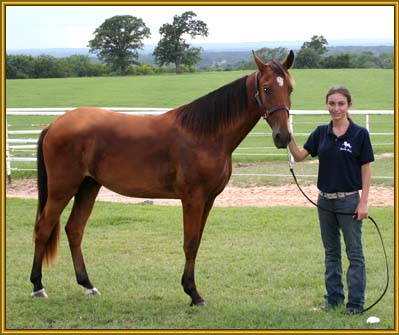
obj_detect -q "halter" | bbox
[254,71,290,119]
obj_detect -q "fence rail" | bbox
[5,108,394,182]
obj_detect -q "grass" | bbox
[5,198,395,330]
[6,69,394,109]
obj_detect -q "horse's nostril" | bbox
[273,132,290,149]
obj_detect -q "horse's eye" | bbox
[263,87,272,94]
[289,86,294,94]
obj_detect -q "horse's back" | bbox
[43,107,182,197]
[43,107,232,200]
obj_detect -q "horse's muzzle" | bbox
[273,131,291,149]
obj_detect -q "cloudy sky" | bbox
[6,5,395,50]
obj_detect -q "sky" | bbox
[5,5,395,50]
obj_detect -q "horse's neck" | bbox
[223,110,261,153]
[223,75,262,153]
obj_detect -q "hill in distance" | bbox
[7,38,393,57]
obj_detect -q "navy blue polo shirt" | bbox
[304,119,374,193]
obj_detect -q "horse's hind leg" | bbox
[181,195,214,306]
[30,194,75,297]
[65,177,101,295]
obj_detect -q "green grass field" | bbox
[5,69,394,109]
[5,198,395,330]
[5,69,395,183]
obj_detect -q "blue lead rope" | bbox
[286,149,389,313]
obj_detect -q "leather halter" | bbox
[254,71,290,119]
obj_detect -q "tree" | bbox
[88,15,151,75]
[350,51,378,68]
[320,54,351,68]
[379,52,394,69]
[6,54,35,79]
[153,11,208,74]
[33,55,65,78]
[302,35,328,55]
[295,48,321,68]
[295,35,328,68]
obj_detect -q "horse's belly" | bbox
[90,158,178,199]
[101,181,179,199]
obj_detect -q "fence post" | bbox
[5,115,12,184]
[366,114,370,132]
[289,114,294,134]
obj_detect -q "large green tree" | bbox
[153,11,208,74]
[302,35,328,55]
[88,15,151,75]
[295,35,328,68]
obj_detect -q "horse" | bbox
[30,50,295,306]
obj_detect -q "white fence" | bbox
[5,108,394,182]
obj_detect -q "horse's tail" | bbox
[33,127,59,266]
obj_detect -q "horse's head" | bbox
[253,50,294,148]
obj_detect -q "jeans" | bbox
[317,193,365,310]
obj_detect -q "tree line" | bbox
[235,36,393,71]
[294,35,393,69]
[5,54,191,79]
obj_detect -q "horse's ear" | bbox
[252,50,266,72]
[283,50,295,69]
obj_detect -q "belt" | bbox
[319,191,358,199]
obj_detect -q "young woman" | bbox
[288,86,374,314]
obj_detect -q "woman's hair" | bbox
[325,85,352,104]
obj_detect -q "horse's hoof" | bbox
[190,300,206,307]
[85,287,101,296]
[31,288,48,298]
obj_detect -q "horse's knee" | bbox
[65,225,84,245]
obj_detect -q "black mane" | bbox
[176,76,248,136]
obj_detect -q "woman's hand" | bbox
[356,163,372,221]
[355,201,368,221]
[288,136,309,162]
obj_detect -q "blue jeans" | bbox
[317,193,365,310]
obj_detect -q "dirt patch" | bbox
[6,178,394,207]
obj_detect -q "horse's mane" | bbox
[176,76,248,136]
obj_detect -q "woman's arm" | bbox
[356,162,372,220]
[288,136,309,162]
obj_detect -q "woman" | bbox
[288,86,374,315]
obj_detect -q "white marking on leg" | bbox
[85,287,101,296]
[31,288,48,298]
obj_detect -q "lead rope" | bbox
[286,148,389,313]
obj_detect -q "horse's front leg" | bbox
[181,196,208,306]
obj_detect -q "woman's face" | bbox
[327,92,352,122]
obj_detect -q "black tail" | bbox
[33,127,60,266]
[36,127,49,223]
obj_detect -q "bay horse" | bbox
[30,51,295,306]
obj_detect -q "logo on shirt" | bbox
[340,141,352,153]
